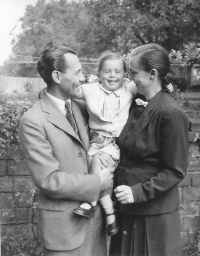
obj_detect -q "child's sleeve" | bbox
[126,80,138,98]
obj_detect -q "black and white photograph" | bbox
[0,1,200,255]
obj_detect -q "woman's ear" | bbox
[52,70,61,83]
[150,69,158,79]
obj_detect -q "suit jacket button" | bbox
[78,152,82,157]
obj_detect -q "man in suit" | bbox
[19,45,115,256]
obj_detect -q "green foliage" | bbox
[169,43,200,65]
[1,0,200,77]
[8,0,200,58]
[1,180,43,256]
[0,101,33,150]
[0,101,43,256]
[169,49,184,64]
[187,228,200,256]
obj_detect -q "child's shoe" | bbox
[73,202,95,218]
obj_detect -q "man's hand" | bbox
[98,166,114,191]
[98,151,118,168]
[114,185,134,204]
[96,152,116,191]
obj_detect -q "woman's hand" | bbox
[114,185,134,204]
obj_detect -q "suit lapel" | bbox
[40,93,84,147]
[133,90,164,135]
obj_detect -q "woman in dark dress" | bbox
[110,44,189,256]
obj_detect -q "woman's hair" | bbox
[97,51,127,74]
[130,43,171,91]
[37,45,77,85]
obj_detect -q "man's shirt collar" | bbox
[46,91,71,115]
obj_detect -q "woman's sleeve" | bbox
[131,108,189,203]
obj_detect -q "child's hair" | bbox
[97,51,127,74]
[130,43,171,92]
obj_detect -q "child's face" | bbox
[99,59,125,91]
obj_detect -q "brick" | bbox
[0,160,7,176]
[10,145,24,160]
[185,99,200,111]
[14,177,33,192]
[185,110,196,119]
[0,193,13,208]
[1,209,15,224]
[178,173,192,187]
[182,247,190,256]
[181,231,189,247]
[190,119,200,131]
[181,216,195,231]
[183,187,200,202]
[180,201,200,216]
[7,159,30,176]
[196,111,200,120]
[13,190,35,208]
[0,177,13,192]
[193,216,200,227]
[178,187,183,203]
[0,147,11,159]
[32,223,39,238]
[189,132,200,142]
[191,172,200,186]
[1,223,35,239]
[16,208,32,223]
[32,208,39,224]
[188,143,200,172]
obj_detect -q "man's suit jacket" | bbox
[114,90,189,215]
[19,93,101,251]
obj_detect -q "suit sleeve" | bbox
[19,114,101,202]
[131,108,189,203]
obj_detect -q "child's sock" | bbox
[99,194,115,224]
[80,201,96,209]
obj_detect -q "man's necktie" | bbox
[135,98,148,107]
[65,101,76,130]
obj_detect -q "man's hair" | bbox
[37,45,77,85]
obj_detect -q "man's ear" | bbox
[52,70,61,83]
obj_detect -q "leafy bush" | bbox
[0,101,33,150]
[0,100,44,256]
[169,43,200,65]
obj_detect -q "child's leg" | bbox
[73,153,103,217]
[91,153,118,234]
[78,153,105,209]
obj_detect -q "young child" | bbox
[73,52,138,236]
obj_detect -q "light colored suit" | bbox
[19,93,107,255]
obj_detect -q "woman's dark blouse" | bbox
[114,90,189,216]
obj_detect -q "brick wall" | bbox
[180,92,200,255]
[0,92,200,255]
[0,145,40,255]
